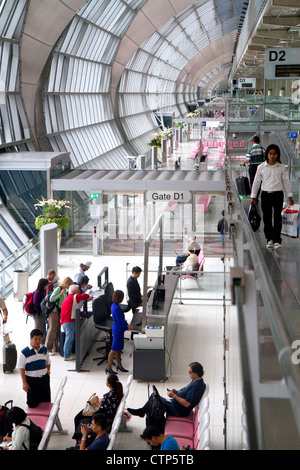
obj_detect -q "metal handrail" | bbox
[230,176,300,439]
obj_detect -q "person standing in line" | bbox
[60,284,93,361]
[45,269,56,294]
[45,276,73,355]
[251,144,294,250]
[32,278,49,341]
[18,329,51,408]
[0,296,8,323]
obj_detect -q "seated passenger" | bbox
[128,362,205,418]
[2,407,30,450]
[80,413,109,450]
[172,250,198,273]
[141,425,180,450]
[175,237,200,266]
[73,374,123,443]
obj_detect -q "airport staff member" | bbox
[127,266,143,313]
[74,261,93,292]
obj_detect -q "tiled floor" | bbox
[1,252,242,451]
[0,134,243,451]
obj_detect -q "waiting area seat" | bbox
[181,247,205,288]
[25,376,68,450]
[164,384,210,450]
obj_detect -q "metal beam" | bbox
[262,16,300,27]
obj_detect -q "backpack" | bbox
[41,289,61,317]
[20,419,43,450]
[146,385,166,433]
[0,400,13,439]
[22,292,35,315]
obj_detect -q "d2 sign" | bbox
[146,191,191,202]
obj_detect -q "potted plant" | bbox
[267,88,272,96]
[34,197,71,232]
[279,86,285,97]
[148,133,162,148]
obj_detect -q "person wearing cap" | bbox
[74,261,93,292]
[126,266,143,313]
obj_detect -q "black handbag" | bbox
[248,205,261,232]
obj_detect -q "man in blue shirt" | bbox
[80,413,109,450]
[128,362,206,418]
[142,426,180,450]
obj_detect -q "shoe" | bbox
[266,240,273,248]
[273,243,282,249]
[105,368,118,375]
[127,407,145,418]
[116,366,129,372]
[64,356,75,361]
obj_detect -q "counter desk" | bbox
[133,273,179,381]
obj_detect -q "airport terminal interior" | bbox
[1,0,300,451]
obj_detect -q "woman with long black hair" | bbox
[32,278,49,340]
[251,144,294,249]
[72,374,123,445]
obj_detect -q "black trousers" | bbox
[26,373,51,408]
[261,191,284,244]
[249,164,258,188]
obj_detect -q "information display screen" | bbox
[275,64,300,78]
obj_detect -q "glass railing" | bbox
[226,159,300,449]
[226,98,300,131]
[0,237,40,298]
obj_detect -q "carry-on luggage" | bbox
[1,312,17,373]
[3,341,17,373]
[236,175,251,196]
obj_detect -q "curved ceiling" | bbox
[1,0,247,168]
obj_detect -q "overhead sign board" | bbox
[238,78,256,89]
[265,48,300,79]
[146,191,191,203]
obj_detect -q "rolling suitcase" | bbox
[236,175,251,196]
[3,342,17,373]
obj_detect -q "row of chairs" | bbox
[107,373,133,450]
[164,384,210,450]
[24,376,68,450]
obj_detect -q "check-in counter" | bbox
[133,273,179,381]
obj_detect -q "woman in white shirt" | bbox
[1,407,30,450]
[251,144,294,249]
